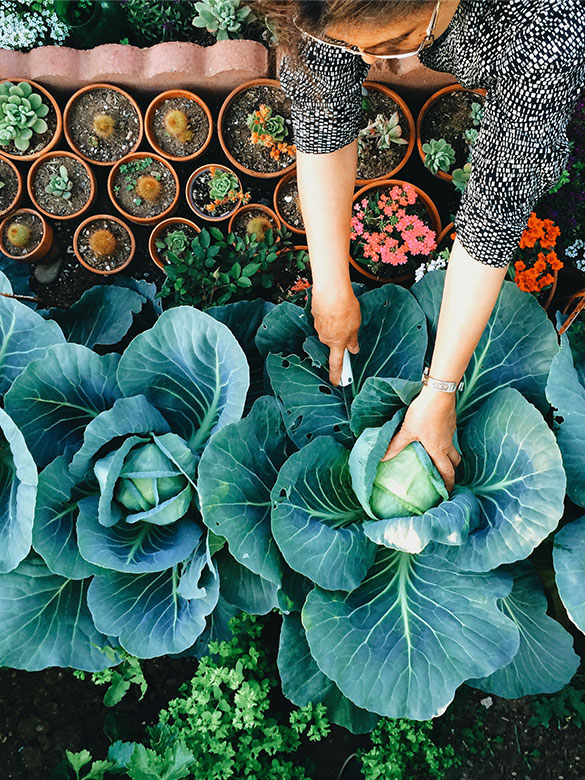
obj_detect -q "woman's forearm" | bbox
[426,236,509,388]
[295,139,358,293]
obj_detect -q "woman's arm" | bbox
[296,140,361,385]
[382,237,508,492]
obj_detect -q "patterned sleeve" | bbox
[455,10,585,268]
[279,37,370,154]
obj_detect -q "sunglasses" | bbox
[292,0,442,59]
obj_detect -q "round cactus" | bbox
[164,110,193,144]
[92,113,115,139]
[136,175,162,202]
[89,228,117,257]
[246,215,273,242]
[6,222,31,248]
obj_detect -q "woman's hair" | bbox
[251,0,437,56]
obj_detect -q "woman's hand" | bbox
[312,283,361,385]
[381,387,461,493]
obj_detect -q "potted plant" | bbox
[416,84,486,181]
[53,0,129,47]
[273,170,305,235]
[0,153,23,218]
[145,89,213,162]
[227,203,281,241]
[356,82,415,185]
[63,83,143,166]
[508,211,562,311]
[218,78,296,179]
[108,152,180,225]
[0,79,62,162]
[0,207,54,263]
[350,179,441,284]
[186,163,250,222]
[148,217,201,271]
[27,150,96,221]
[73,213,135,275]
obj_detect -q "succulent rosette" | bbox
[0,80,49,151]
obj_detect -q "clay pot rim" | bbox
[148,216,201,271]
[227,202,282,237]
[217,77,297,180]
[107,151,180,226]
[0,207,53,262]
[559,287,585,334]
[350,178,442,284]
[355,81,416,187]
[0,152,24,219]
[63,82,144,167]
[27,150,97,222]
[185,163,245,223]
[416,83,487,182]
[144,89,214,163]
[273,169,306,236]
[73,213,136,275]
[0,79,62,163]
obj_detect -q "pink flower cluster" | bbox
[350,183,436,266]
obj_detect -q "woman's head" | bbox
[252,0,446,61]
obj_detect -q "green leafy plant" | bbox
[358,111,408,155]
[422,137,456,175]
[0,80,50,151]
[192,0,255,42]
[45,164,73,199]
[528,682,585,729]
[356,718,461,780]
[0,179,5,190]
[452,161,472,192]
[73,646,148,707]
[548,167,570,193]
[470,101,484,126]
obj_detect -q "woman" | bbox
[253,0,585,492]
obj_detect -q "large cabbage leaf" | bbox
[553,514,585,634]
[302,546,519,720]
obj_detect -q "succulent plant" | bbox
[422,138,456,175]
[470,101,484,126]
[157,228,191,254]
[452,162,472,193]
[209,168,240,201]
[246,215,273,242]
[45,164,73,200]
[89,228,117,257]
[192,0,255,41]
[246,104,288,143]
[0,179,5,190]
[164,109,193,144]
[0,80,49,152]
[136,175,162,202]
[464,127,479,150]
[92,113,115,140]
[6,222,30,248]
[358,111,408,155]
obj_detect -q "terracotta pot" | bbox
[74,213,135,275]
[355,81,416,187]
[145,89,213,163]
[416,83,486,182]
[27,150,97,221]
[559,287,585,335]
[186,163,245,223]
[227,203,281,239]
[436,221,456,249]
[0,153,24,218]
[63,82,143,166]
[217,77,296,180]
[0,79,62,162]
[273,170,305,236]
[148,216,201,271]
[349,178,442,285]
[0,207,54,263]
[107,151,180,226]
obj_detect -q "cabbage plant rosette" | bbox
[0,306,249,667]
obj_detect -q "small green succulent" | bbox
[0,80,49,152]
[156,228,191,254]
[422,138,456,175]
[192,0,255,41]
[470,101,484,126]
[452,162,472,192]
[45,164,73,199]
[209,168,240,201]
[0,179,4,190]
[358,111,409,154]
[246,104,288,142]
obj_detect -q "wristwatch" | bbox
[421,366,464,394]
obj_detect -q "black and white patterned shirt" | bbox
[279,0,585,268]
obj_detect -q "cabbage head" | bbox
[370,442,447,518]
